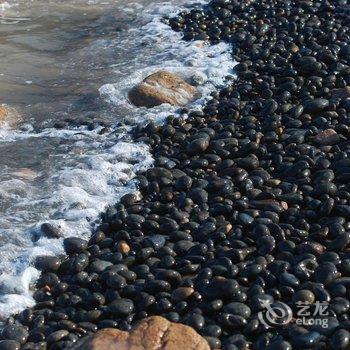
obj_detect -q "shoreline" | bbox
[1,0,350,349]
[0,0,233,320]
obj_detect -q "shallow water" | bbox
[0,0,234,318]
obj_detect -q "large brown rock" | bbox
[71,316,210,350]
[72,328,129,350]
[128,71,197,108]
[0,106,10,123]
[0,105,21,128]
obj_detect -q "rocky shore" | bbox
[1,0,350,349]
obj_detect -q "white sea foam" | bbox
[99,3,234,122]
[0,2,10,12]
[0,0,234,319]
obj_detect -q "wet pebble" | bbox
[1,325,28,345]
[200,278,239,299]
[0,340,21,350]
[303,99,329,114]
[63,237,88,254]
[35,256,61,272]
[330,329,350,350]
[40,223,61,239]
[108,299,134,316]
[46,330,69,344]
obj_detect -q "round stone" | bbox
[108,299,134,316]
[63,237,88,254]
[34,256,61,272]
[292,290,315,304]
[223,302,251,319]
[0,340,21,350]
[1,325,28,345]
[47,330,69,344]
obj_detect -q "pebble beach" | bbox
[1,0,350,349]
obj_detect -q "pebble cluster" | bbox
[1,0,350,349]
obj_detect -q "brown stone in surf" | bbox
[128,71,197,108]
[0,105,21,128]
[0,106,10,123]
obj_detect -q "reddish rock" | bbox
[222,222,233,234]
[71,328,129,350]
[71,316,210,350]
[290,43,299,53]
[171,287,195,303]
[313,128,340,145]
[128,71,197,108]
[0,105,21,128]
[117,241,131,254]
[250,199,288,212]
[297,241,325,255]
[0,106,10,123]
[280,201,289,210]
